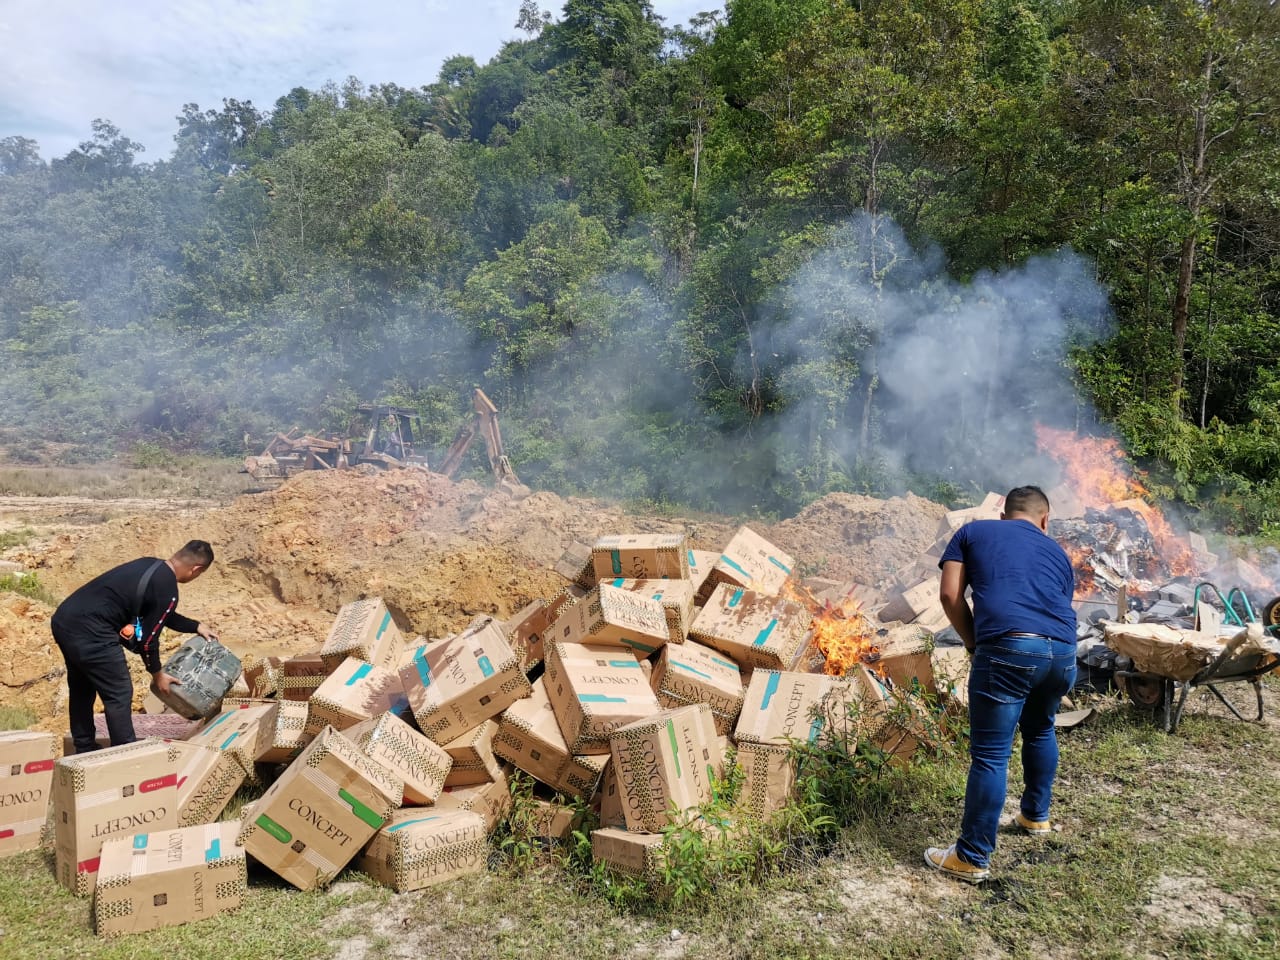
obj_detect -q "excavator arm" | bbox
[439,388,519,484]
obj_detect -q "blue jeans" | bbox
[957,636,1076,867]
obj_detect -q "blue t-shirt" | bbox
[939,518,1077,644]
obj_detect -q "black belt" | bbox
[1001,632,1055,640]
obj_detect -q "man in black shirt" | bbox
[51,540,219,752]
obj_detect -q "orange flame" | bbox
[1034,424,1195,577]
[785,582,879,676]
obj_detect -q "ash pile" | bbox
[2,527,960,937]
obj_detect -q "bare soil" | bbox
[0,470,947,735]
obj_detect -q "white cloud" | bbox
[0,0,722,158]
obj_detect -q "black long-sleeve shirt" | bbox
[50,557,201,673]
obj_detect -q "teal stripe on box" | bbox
[345,662,372,686]
[580,693,627,704]
[205,838,222,861]
[413,647,432,687]
[478,656,495,678]
[753,619,778,647]
[768,556,792,574]
[760,671,781,710]
[729,589,744,608]
[720,555,750,579]
[672,661,712,680]
[608,659,641,669]
[388,817,440,833]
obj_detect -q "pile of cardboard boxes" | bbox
[1,525,957,937]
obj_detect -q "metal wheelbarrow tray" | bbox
[1104,620,1280,733]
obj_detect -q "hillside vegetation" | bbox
[1,1,1278,528]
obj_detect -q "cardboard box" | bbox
[93,821,245,936]
[873,634,937,695]
[237,726,403,891]
[853,665,929,763]
[877,577,942,625]
[686,550,719,606]
[930,646,971,709]
[596,761,625,829]
[591,534,689,582]
[186,702,279,783]
[357,809,487,892]
[528,796,582,841]
[602,578,696,645]
[610,704,721,833]
[241,656,282,698]
[53,739,245,896]
[650,639,745,736]
[733,670,859,747]
[278,654,332,702]
[689,584,811,673]
[61,713,202,756]
[321,597,404,671]
[0,731,57,857]
[547,583,672,657]
[253,699,314,764]
[434,767,511,832]
[591,827,665,877]
[306,657,407,736]
[441,720,504,787]
[544,641,662,755]
[492,678,607,798]
[399,621,532,745]
[735,741,796,821]
[701,526,794,600]
[503,599,553,672]
[343,712,452,805]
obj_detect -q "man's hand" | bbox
[151,672,183,697]
[196,622,219,642]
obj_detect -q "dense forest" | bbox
[1,1,1278,530]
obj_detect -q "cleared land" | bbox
[1,467,1277,959]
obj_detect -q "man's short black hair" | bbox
[1004,486,1051,517]
[175,540,214,566]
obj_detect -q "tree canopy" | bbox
[1,0,1278,531]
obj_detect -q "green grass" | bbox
[0,703,37,730]
[0,571,61,606]
[5,685,1280,959]
[0,458,255,501]
[0,525,36,550]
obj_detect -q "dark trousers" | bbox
[54,637,137,752]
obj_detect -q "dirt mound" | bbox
[6,471,948,731]
[769,491,948,587]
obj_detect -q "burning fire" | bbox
[1034,425,1195,577]
[787,582,879,676]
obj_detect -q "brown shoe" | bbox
[1013,812,1052,836]
[923,844,990,883]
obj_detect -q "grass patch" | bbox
[0,571,61,606]
[0,525,36,550]
[0,703,37,730]
[5,692,1280,958]
[0,458,255,501]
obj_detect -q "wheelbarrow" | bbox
[1109,584,1280,733]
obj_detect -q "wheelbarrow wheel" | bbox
[1263,596,1280,629]
[1125,675,1169,710]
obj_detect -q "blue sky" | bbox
[0,0,721,159]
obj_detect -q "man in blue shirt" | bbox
[925,486,1077,883]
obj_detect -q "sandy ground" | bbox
[0,470,947,734]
